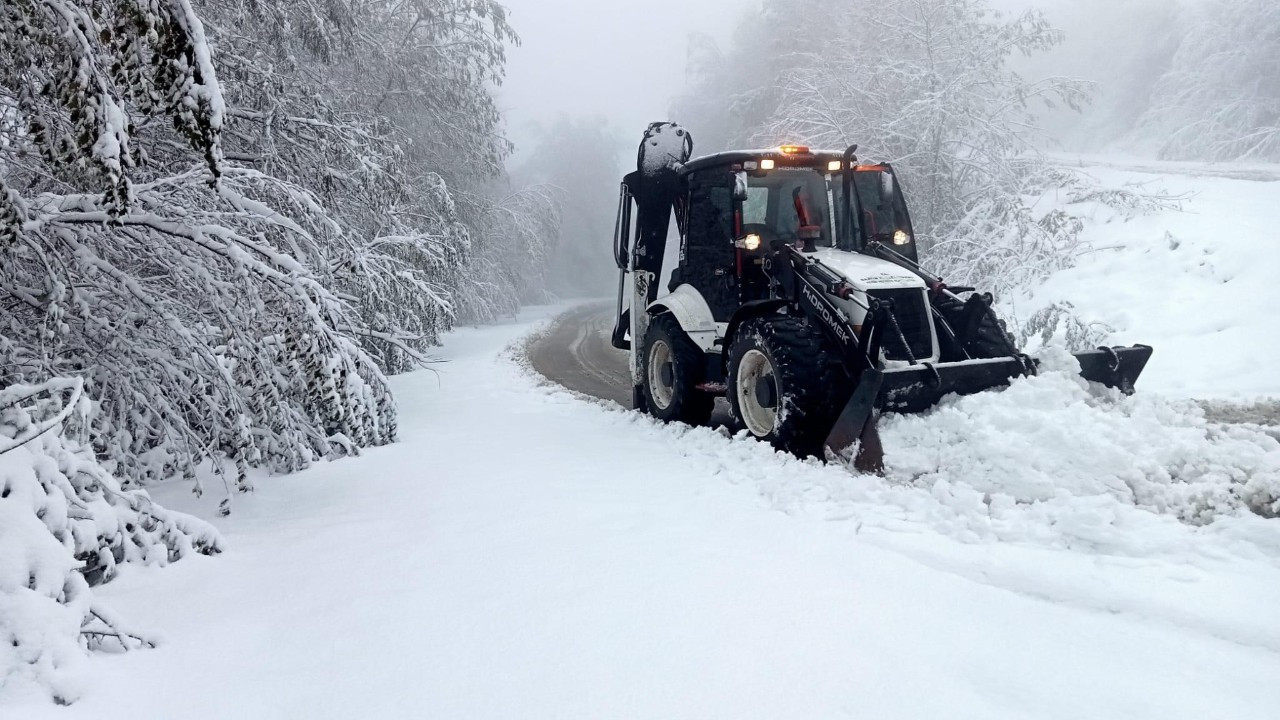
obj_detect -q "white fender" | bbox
[647,284,720,352]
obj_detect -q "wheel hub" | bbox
[737,348,777,437]
[753,375,777,409]
[647,339,675,409]
[659,361,674,388]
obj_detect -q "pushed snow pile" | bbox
[0,380,222,704]
[883,350,1280,528]
[777,365,1280,558]
[524,362,1279,564]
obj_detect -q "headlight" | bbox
[893,229,911,245]
[759,159,775,170]
[737,233,762,251]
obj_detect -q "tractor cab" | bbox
[670,146,919,320]
[681,146,918,251]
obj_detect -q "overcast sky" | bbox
[497,0,756,164]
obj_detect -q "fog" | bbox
[998,0,1184,153]
[496,0,761,297]
[492,0,1276,297]
[498,0,758,164]
[498,0,1184,160]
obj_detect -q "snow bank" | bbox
[879,355,1280,551]
[1011,161,1280,400]
[0,381,222,704]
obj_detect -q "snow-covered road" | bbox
[20,308,1279,719]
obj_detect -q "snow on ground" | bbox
[1013,157,1280,400]
[13,305,1280,719]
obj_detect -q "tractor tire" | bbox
[727,315,845,457]
[933,295,1017,361]
[640,313,714,426]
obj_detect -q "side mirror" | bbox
[879,170,895,205]
[613,183,632,270]
[732,171,749,202]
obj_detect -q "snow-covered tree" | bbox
[511,118,624,298]
[1,0,552,496]
[0,0,549,703]
[673,0,1177,296]
[0,379,221,704]
[453,184,563,324]
[1135,0,1280,161]
[1,5,396,493]
[190,0,523,369]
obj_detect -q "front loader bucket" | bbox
[877,357,1037,413]
[1072,345,1153,394]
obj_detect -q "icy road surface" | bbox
[19,306,1279,720]
[527,300,630,406]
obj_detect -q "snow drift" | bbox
[880,349,1279,541]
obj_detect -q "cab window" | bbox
[743,168,834,249]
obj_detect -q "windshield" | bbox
[736,165,913,254]
[742,168,841,250]
[850,169,909,243]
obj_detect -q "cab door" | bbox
[674,169,738,322]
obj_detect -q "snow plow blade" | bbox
[824,368,886,471]
[825,345,1154,469]
[1072,345,1154,394]
[824,357,1035,468]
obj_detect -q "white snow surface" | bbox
[806,247,924,289]
[13,305,1280,719]
[1013,159,1280,400]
